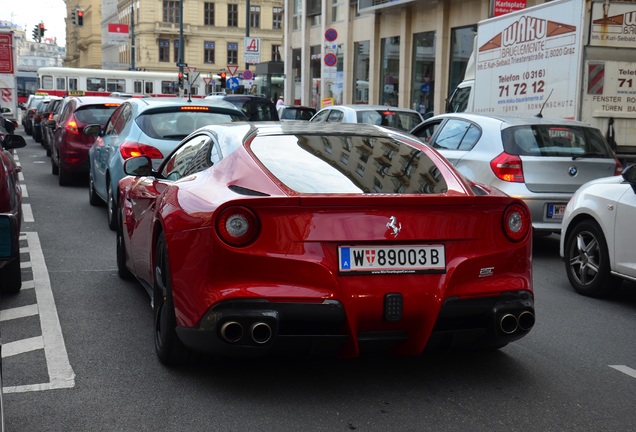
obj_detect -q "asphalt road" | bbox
[2,129,635,432]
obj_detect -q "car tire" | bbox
[154,233,190,365]
[0,258,22,295]
[88,172,103,206]
[564,219,621,297]
[58,164,72,186]
[116,220,133,280]
[51,156,59,175]
[107,181,118,231]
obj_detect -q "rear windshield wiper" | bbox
[571,153,605,160]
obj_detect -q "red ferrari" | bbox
[117,122,535,365]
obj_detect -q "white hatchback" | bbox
[560,164,636,297]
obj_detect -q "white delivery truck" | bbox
[0,30,18,129]
[446,0,636,162]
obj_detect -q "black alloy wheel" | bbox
[116,219,132,280]
[88,171,102,206]
[107,181,118,231]
[153,233,189,365]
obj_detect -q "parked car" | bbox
[410,113,623,235]
[116,122,535,365]
[40,96,64,155]
[87,97,247,230]
[204,94,279,121]
[560,164,636,297]
[32,99,51,144]
[310,104,424,132]
[0,130,27,294]
[277,105,316,121]
[22,94,47,135]
[49,96,122,186]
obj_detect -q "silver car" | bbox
[410,113,623,234]
[310,104,424,132]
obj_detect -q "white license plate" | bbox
[547,203,567,219]
[338,244,446,275]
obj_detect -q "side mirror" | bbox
[83,124,102,137]
[124,156,154,177]
[622,164,636,193]
[1,134,27,150]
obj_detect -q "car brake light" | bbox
[48,113,54,121]
[215,206,260,247]
[502,203,530,242]
[65,115,80,134]
[490,152,524,183]
[119,141,164,160]
[180,106,210,111]
[613,158,623,176]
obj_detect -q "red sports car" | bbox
[0,130,27,294]
[117,122,535,365]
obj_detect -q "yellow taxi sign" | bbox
[67,90,86,96]
[35,91,49,96]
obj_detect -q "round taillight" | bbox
[502,203,530,242]
[215,206,260,247]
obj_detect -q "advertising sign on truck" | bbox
[447,0,636,161]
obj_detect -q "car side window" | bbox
[327,110,344,122]
[311,110,330,122]
[113,104,132,135]
[162,134,213,180]
[58,102,74,125]
[104,105,125,136]
[412,120,442,144]
[432,119,472,150]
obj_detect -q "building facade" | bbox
[283,0,547,112]
[0,21,65,71]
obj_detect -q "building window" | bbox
[272,45,281,62]
[273,7,283,30]
[411,31,436,116]
[380,36,400,106]
[353,41,370,103]
[159,39,170,62]
[204,41,215,64]
[228,4,238,27]
[449,26,477,97]
[250,6,261,29]
[174,40,183,63]
[204,2,215,26]
[292,0,301,31]
[332,0,345,23]
[227,42,238,64]
[163,1,180,23]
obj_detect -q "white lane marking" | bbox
[609,365,636,379]
[21,184,28,197]
[2,232,76,393]
[2,336,43,357]
[19,260,31,270]
[22,203,34,223]
[18,171,24,182]
[0,304,39,322]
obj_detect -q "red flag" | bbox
[108,23,129,34]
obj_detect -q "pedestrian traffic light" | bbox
[220,72,226,88]
[39,23,46,38]
[77,10,84,26]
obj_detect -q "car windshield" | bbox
[75,105,120,126]
[355,110,422,132]
[502,125,613,158]
[136,110,245,139]
[281,108,316,120]
[251,133,447,194]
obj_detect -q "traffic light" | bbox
[39,23,46,38]
[220,72,227,88]
[32,25,40,42]
[183,72,189,84]
[77,10,84,26]
[178,72,184,88]
[71,9,77,25]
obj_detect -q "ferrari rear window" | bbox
[251,134,448,194]
[502,125,613,158]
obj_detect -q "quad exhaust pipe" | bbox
[498,311,535,335]
[219,320,273,345]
